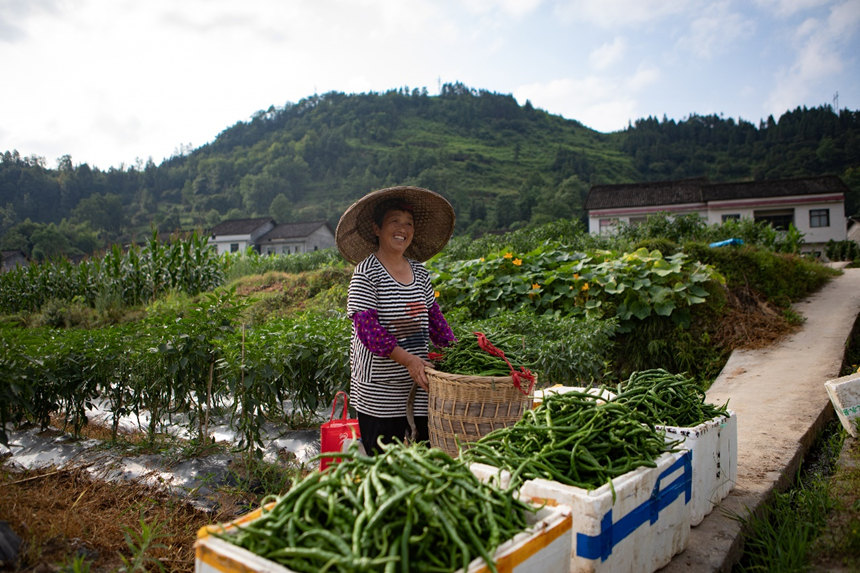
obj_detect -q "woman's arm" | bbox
[352,309,397,356]
[389,346,432,392]
[353,309,433,391]
[428,301,456,348]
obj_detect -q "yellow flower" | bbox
[573,273,580,280]
[504,252,513,259]
[582,283,590,291]
[532,283,540,290]
[480,257,485,262]
[434,290,440,298]
[512,258,522,266]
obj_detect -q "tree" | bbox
[30,223,72,261]
[71,193,126,236]
[240,173,281,216]
[270,193,292,222]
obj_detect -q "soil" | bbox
[0,422,275,573]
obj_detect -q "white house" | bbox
[584,175,848,252]
[208,217,276,255]
[208,218,335,256]
[256,221,336,255]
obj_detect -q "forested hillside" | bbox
[2,83,858,261]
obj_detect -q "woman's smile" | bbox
[375,209,414,254]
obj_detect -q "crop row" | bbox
[0,232,225,314]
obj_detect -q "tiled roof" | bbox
[584,178,708,210]
[209,217,274,235]
[586,176,847,211]
[258,221,333,241]
[704,175,848,201]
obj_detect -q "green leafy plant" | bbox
[119,515,169,573]
[58,553,93,573]
[431,245,722,332]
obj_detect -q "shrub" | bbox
[683,242,837,305]
[632,237,681,257]
[826,240,860,262]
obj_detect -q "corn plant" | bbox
[0,232,226,314]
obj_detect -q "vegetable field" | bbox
[1,219,835,456]
[0,216,842,572]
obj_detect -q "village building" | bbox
[584,175,848,254]
[208,218,335,256]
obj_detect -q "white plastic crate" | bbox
[657,410,738,525]
[518,449,692,573]
[825,372,860,437]
[532,385,616,408]
[195,502,572,573]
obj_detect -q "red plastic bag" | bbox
[319,391,360,471]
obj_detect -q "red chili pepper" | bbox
[473,332,535,395]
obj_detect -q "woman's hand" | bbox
[389,346,433,391]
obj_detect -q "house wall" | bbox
[587,204,708,235]
[210,234,255,255]
[260,226,336,256]
[306,226,336,251]
[208,221,276,255]
[588,194,846,249]
[706,194,846,245]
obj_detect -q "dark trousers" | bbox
[358,411,429,455]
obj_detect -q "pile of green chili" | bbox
[613,368,729,427]
[432,332,532,377]
[461,389,670,491]
[213,441,534,573]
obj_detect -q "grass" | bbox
[733,306,860,572]
[732,421,844,572]
[806,431,860,572]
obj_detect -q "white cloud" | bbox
[766,1,858,113]
[753,0,831,18]
[589,37,626,70]
[828,0,860,37]
[2,0,859,168]
[677,2,755,59]
[627,64,661,91]
[514,73,647,132]
[552,0,694,28]
[460,0,543,18]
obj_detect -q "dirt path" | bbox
[664,267,860,572]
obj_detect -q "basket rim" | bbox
[424,366,519,384]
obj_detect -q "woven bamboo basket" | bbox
[426,367,534,458]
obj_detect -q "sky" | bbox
[1,0,858,171]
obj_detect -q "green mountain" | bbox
[2,83,859,260]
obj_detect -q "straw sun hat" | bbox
[336,186,455,264]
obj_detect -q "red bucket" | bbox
[319,391,360,471]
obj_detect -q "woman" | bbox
[335,186,456,455]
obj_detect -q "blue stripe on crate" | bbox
[576,450,692,561]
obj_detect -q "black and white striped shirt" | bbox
[347,254,435,417]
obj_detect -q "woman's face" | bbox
[373,208,414,256]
